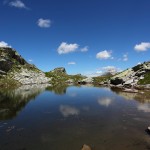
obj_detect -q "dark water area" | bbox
[0,84,150,150]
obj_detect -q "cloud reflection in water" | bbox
[59,105,80,117]
[137,104,150,113]
[97,98,113,107]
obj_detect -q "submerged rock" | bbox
[81,144,92,150]
[146,126,150,135]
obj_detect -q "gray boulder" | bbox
[123,79,134,88]
[110,77,124,85]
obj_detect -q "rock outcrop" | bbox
[110,61,150,88]
[0,47,26,72]
[51,67,67,74]
[11,68,50,85]
[0,47,51,85]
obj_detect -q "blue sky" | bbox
[0,0,150,76]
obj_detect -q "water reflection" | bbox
[1,85,150,150]
[110,87,150,103]
[0,84,50,120]
[68,92,77,97]
[59,105,80,117]
[97,98,113,107]
[46,84,68,95]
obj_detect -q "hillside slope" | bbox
[0,47,50,85]
[110,61,150,88]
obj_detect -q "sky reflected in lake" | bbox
[0,85,150,150]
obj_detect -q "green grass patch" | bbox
[138,72,150,85]
[45,71,85,85]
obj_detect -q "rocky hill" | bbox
[0,47,50,86]
[45,67,85,85]
[109,61,150,89]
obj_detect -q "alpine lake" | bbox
[0,84,150,150]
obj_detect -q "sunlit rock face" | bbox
[12,68,51,85]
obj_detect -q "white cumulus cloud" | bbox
[134,42,150,51]
[37,18,51,28]
[0,41,11,48]
[28,59,33,62]
[96,71,103,74]
[9,0,28,9]
[68,62,76,65]
[57,42,79,54]
[123,54,128,61]
[96,50,112,59]
[102,66,119,74]
[81,46,88,52]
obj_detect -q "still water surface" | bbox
[0,84,150,150]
